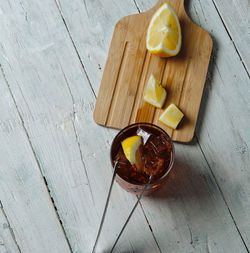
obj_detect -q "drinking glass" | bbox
[110,123,175,195]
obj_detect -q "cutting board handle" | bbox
[156,0,184,5]
[145,0,185,17]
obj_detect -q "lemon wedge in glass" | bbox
[159,104,184,129]
[146,2,182,57]
[121,136,143,170]
[144,74,167,108]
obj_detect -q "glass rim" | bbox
[110,122,175,186]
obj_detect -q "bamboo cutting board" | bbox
[93,0,212,142]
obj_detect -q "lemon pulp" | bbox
[121,136,143,170]
[159,103,184,129]
[144,74,167,108]
[146,2,182,57]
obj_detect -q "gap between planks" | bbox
[138,200,163,253]
[54,0,97,98]
[210,0,249,76]
[0,65,74,253]
[0,201,22,253]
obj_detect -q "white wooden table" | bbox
[0,0,249,252]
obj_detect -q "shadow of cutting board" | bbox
[93,0,212,142]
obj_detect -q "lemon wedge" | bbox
[144,74,167,108]
[121,136,142,170]
[159,104,184,129]
[146,2,182,57]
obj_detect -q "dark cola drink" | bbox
[111,123,174,194]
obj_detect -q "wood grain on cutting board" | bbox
[94,0,213,142]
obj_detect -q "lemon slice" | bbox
[144,74,167,108]
[146,2,182,57]
[159,104,184,129]
[121,136,143,170]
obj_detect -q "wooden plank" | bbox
[185,0,250,73]
[188,0,250,249]
[136,0,250,250]
[141,142,249,252]
[0,71,71,252]
[56,0,249,252]
[56,0,139,95]
[93,0,213,142]
[0,202,20,253]
[212,0,250,72]
[0,0,161,252]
